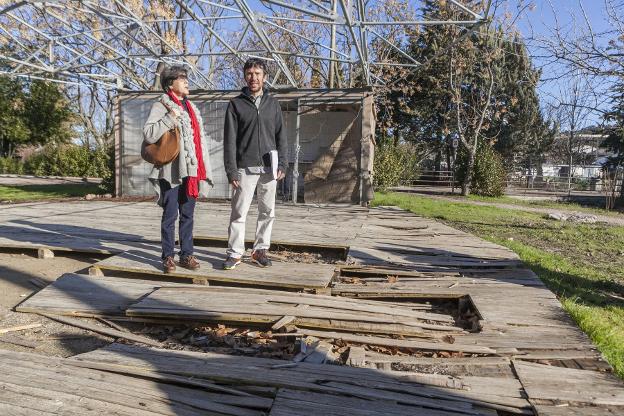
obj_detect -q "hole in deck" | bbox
[192,236,349,263]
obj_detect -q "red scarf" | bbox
[167,91,206,198]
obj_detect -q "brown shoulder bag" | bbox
[141,100,181,167]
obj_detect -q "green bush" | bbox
[23,144,111,178]
[456,143,507,197]
[0,157,25,174]
[374,143,420,191]
[97,145,115,194]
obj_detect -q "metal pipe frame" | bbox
[0,0,490,90]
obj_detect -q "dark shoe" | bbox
[222,256,242,270]
[179,255,200,270]
[252,249,272,267]
[163,256,176,273]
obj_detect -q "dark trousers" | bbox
[160,178,196,259]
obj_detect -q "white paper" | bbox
[270,150,279,179]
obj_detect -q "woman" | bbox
[143,65,212,273]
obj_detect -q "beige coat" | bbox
[143,94,213,204]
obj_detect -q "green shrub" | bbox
[0,157,25,174]
[456,143,507,197]
[23,144,111,179]
[97,145,115,194]
[373,143,421,191]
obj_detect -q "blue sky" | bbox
[503,0,616,127]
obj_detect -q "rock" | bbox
[103,194,113,199]
[85,194,97,200]
[547,212,568,221]
[568,213,598,224]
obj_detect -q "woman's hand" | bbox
[161,99,181,124]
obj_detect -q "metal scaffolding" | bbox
[0,1,489,90]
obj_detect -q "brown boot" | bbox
[179,255,200,270]
[163,256,176,273]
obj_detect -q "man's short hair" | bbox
[243,58,268,76]
[160,65,188,92]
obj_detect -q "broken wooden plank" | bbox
[73,344,529,414]
[0,323,41,334]
[0,335,38,348]
[272,329,496,355]
[126,286,459,337]
[346,346,366,367]
[40,314,161,348]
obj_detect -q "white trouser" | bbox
[226,169,276,258]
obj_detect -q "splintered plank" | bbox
[272,329,495,355]
[0,349,265,416]
[513,360,624,406]
[93,245,335,289]
[16,273,194,317]
[126,286,460,337]
[73,343,531,414]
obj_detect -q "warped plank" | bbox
[73,344,529,414]
[272,329,495,355]
[94,245,335,289]
[0,349,264,416]
[16,273,194,317]
[126,286,459,337]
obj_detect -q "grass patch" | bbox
[465,193,624,217]
[373,191,624,378]
[0,183,102,202]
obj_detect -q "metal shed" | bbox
[114,88,375,205]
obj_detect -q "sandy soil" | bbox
[0,251,113,357]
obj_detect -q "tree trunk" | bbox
[152,62,166,91]
[461,147,476,196]
[393,128,400,147]
[445,145,452,186]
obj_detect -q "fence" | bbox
[397,169,623,200]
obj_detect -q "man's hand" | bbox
[230,179,240,189]
[276,169,286,181]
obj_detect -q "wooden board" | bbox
[513,360,624,407]
[73,343,532,414]
[0,348,267,416]
[93,245,336,289]
[126,285,460,337]
[0,200,367,255]
[16,273,194,317]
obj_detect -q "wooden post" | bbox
[113,95,122,197]
[37,248,54,259]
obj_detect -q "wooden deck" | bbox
[3,200,624,415]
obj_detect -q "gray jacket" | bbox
[143,94,213,204]
[223,87,288,182]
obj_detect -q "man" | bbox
[222,58,288,269]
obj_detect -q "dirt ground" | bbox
[0,251,114,357]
